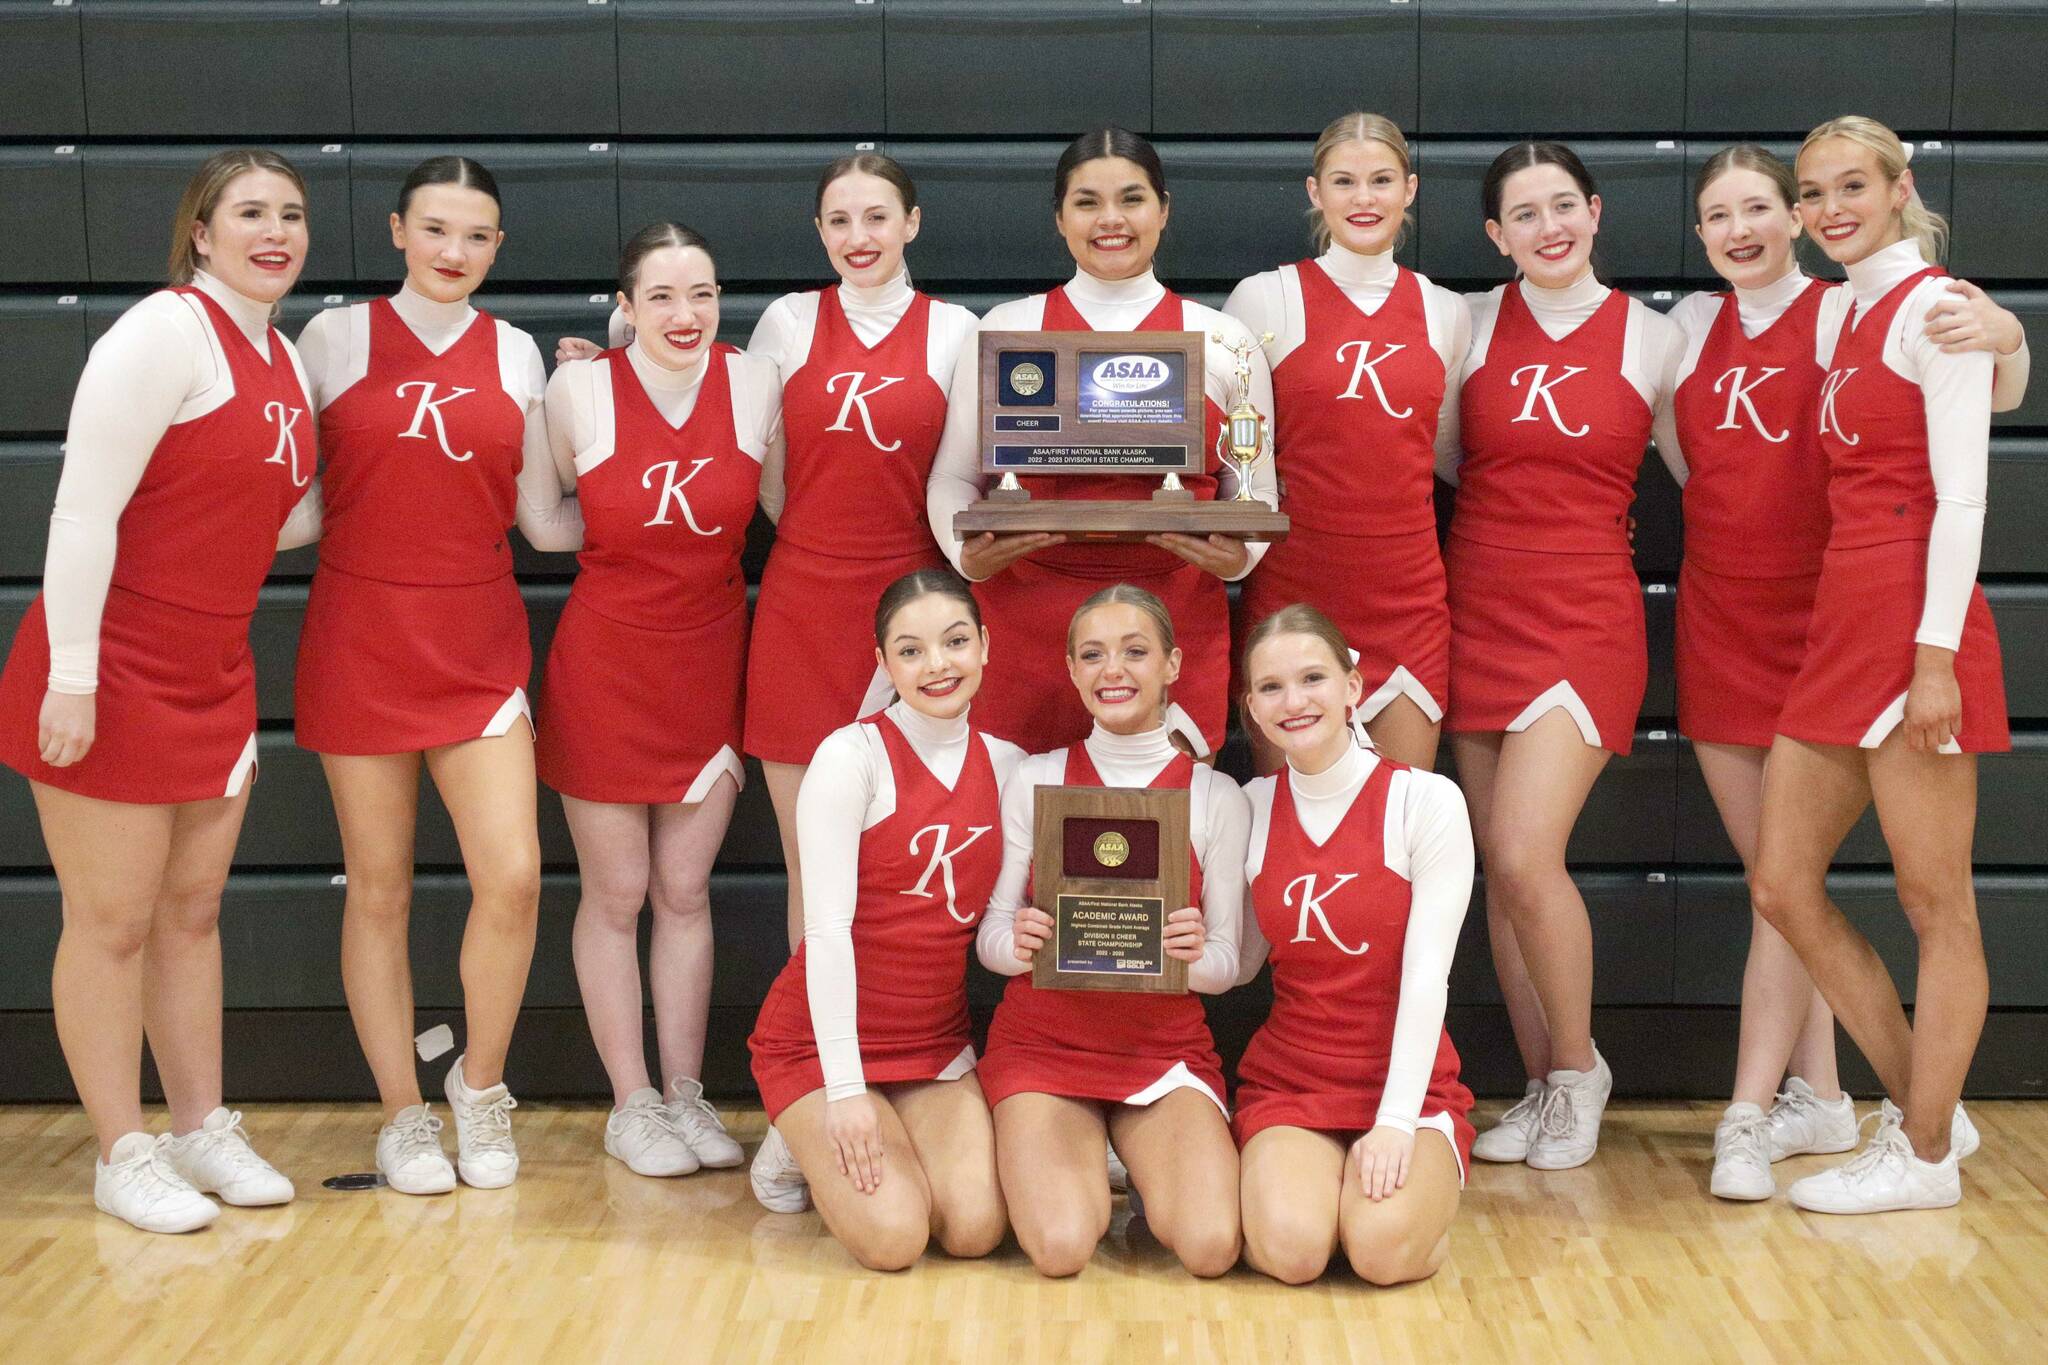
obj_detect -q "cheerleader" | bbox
[744,156,979,951]
[1224,113,1469,771]
[293,156,583,1194]
[926,126,1277,757]
[1436,143,1685,1170]
[1235,605,1475,1286]
[976,585,1247,1279]
[1651,145,2030,1202]
[537,223,780,1175]
[0,150,319,1231]
[745,569,1022,1269]
[1750,118,2012,1214]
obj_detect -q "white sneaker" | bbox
[1879,1098,1980,1162]
[1526,1049,1613,1171]
[1788,1113,1960,1213]
[95,1132,219,1234]
[376,1104,457,1195]
[160,1108,294,1207]
[749,1124,810,1213]
[443,1056,519,1189]
[1710,1102,1775,1201]
[1472,1080,1544,1163]
[1766,1077,1858,1160]
[607,1088,699,1177]
[666,1077,744,1169]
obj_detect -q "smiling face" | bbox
[1244,632,1363,769]
[1695,166,1802,290]
[1795,136,1909,267]
[390,182,503,305]
[190,169,308,303]
[621,245,720,371]
[1067,601,1181,734]
[1056,157,1168,282]
[877,592,987,723]
[817,170,920,289]
[1308,139,1416,257]
[1486,163,1602,288]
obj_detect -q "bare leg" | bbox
[647,774,740,1087]
[36,782,176,1158]
[774,1087,936,1271]
[1238,1126,1344,1285]
[425,731,542,1092]
[141,790,254,1135]
[993,1093,1112,1278]
[1363,694,1442,771]
[564,796,654,1105]
[1338,1129,1462,1286]
[1109,1090,1242,1278]
[887,1074,1007,1258]
[761,760,806,952]
[325,752,426,1121]
[1451,731,1549,1080]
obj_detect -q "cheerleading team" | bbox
[926,127,1277,757]
[975,585,1247,1279]
[1652,143,2030,1202]
[1233,604,1476,1286]
[536,224,780,1176]
[1224,113,1469,771]
[293,155,584,1194]
[745,569,1022,1269]
[1748,117,2015,1213]
[0,150,321,1231]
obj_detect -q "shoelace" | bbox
[1770,1085,1833,1136]
[110,1136,203,1216]
[618,1103,683,1145]
[458,1092,518,1154]
[1834,1115,1912,1187]
[1535,1084,1578,1140]
[387,1109,445,1157]
[185,1110,272,1174]
[669,1088,728,1143]
[1716,1111,1771,1163]
[1498,1088,1542,1134]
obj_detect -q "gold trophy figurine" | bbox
[1211,330,1275,503]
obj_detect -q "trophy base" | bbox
[955,497,1290,543]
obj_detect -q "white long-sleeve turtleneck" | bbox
[542,338,783,490]
[797,700,1026,1100]
[927,268,1280,581]
[975,720,1248,993]
[296,283,583,554]
[1237,739,1474,1136]
[744,269,980,522]
[1433,270,1686,488]
[41,270,321,693]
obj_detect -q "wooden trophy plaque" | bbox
[1029,784,1191,994]
[953,330,1289,543]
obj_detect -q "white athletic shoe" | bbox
[1788,1113,1960,1213]
[666,1077,744,1169]
[160,1108,295,1207]
[1879,1098,1981,1162]
[443,1056,519,1189]
[749,1124,810,1214]
[607,1088,699,1178]
[1472,1079,1545,1163]
[1710,1102,1775,1201]
[95,1132,219,1234]
[376,1104,457,1195]
[1526,1049,1613,1171]
[1766,1078,1859,1160]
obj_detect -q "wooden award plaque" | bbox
[1029,784,1191,994]
[953,330,1289,543]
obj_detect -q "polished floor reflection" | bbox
[2,1101,2044,1363]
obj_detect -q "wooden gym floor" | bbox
[1,1100,2044,1364]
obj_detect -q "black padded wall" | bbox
[3,1,2047,1104]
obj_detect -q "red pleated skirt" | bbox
[1675,560,1819,749]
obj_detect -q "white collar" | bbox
[839,268,915,314]
[628,338,709,393]
[1084,720,1177,765]
[1517,267,1609,314]
[885,697,968,747]
[1064,267,1164,309]
[1286,736,1377,800]
[1845,238,1936,312]
[1317,241,1399,289]
[190,270,274,347]
[390,281,476,334]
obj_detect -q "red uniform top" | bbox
[1028,286,1226,574]
[1453,287,1650,554]
[572,345,760,630]
[1243,759,1464,1101]
[1273,261,1445,536]
[315,298,526,585]
[1671,285,1832,578]
[109,287,311,616]
[1819,268,1948,549]
[990,744,1212,1061]
[776,288,947,558]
